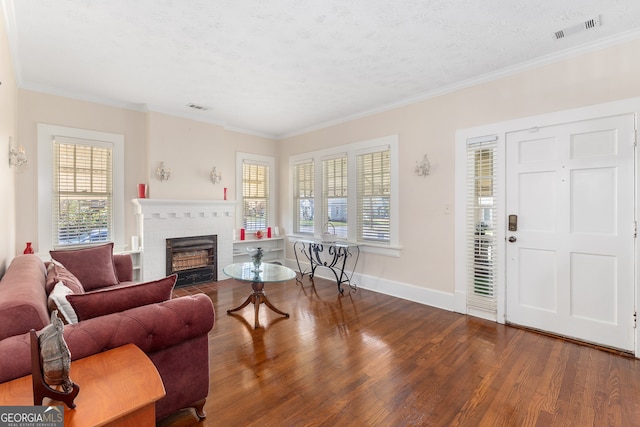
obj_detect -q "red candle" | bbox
[267,227,272,238]
[240,228,245,240]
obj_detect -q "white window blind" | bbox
[288,134,399,251]
[357,148,391,243]
[322,156,348,238]
[242,161,270,231]
[53,136,113,246]
[466,136,498,313]
[293,161,314,235]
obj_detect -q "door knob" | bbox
[508,236,517,243]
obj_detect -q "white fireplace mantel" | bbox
[131,199,236,282]
[132,198,237,217]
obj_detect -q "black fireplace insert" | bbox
[166,235,217,287]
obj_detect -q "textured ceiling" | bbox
[4,0,640,138]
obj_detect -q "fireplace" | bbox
[166,235,217,287]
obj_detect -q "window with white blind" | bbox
[289,135,399,252]
[37,124,124,253]
[293,161,314,235]
[54,137,113,246]
[466,136,498,313]
[322,156,348,238]
[237,153,276,232]
[357,148,390,243]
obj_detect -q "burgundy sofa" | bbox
[0,249,215,421]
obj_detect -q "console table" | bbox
[292,239,360,294]
[0,343,165,426]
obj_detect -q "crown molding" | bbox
[144,105,275,139]
[19,81,149,112]
[278,28,640,140]
[6,0,640,142]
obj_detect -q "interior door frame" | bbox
[454,97,640,357]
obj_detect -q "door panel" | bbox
[519,171,557,232]
[518,248,557,311]
[571,167,616,234]
[570,252,616,323]
[506,114,635,351]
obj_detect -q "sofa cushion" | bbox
[113,253,134,282]
[47,282,79,324]
[50,243,119,291]
[45,262,85,295]
[66,274,177,321]
[0,255,49,341]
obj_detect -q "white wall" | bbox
[14,93,278,257]
[145,111,277,200]
[8,28,640,312]
[0,6,17,273]
[16,90,147,255]
[278,38,640,308]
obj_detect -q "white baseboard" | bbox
[284,259,454,312]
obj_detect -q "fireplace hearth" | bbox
[166,235,217,287]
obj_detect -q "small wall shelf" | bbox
[233,236,285,264]
[117,249,143,281]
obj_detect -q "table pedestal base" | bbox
[227,281,289,328]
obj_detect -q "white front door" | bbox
[505,114,636,351]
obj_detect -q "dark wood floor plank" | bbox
[160,276,640,427]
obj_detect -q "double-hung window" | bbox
[290,135,399,251]
[293,161,314,235]
[54,137,113,246]
[238,153,276,232]
[322,156,348,238]
[37,124,124,252]
[357,148,390,242]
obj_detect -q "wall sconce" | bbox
[210,166,222,184]
[8,137,27,167]
[156,161,171,182]
[415,154,430,177]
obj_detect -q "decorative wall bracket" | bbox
[156,161,171,181]
[415,154,430,177]
[210,166,222,184]
[9,137,27,167]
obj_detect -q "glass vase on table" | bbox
[246,247,266,272]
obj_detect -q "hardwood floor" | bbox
[161,275,640,426]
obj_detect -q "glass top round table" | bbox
[223,262,296,328]
[223,262,296,283]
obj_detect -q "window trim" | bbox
[288,135,400,255]
[235,152,276,231]
[37,124,125,252]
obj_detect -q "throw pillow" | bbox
[66,274,177,322]
[50,243,119,291]
[45,263,85,295]
[47,282,79,324]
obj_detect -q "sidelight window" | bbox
[466,136,498,313]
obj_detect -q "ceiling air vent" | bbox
[186,103,209,111]
[553,15,601,40]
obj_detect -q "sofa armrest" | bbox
[64,294,214,359]
[0,255,49,341]
[113,253,133,282]
[0,333,31,383]
[0,294,215,384]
